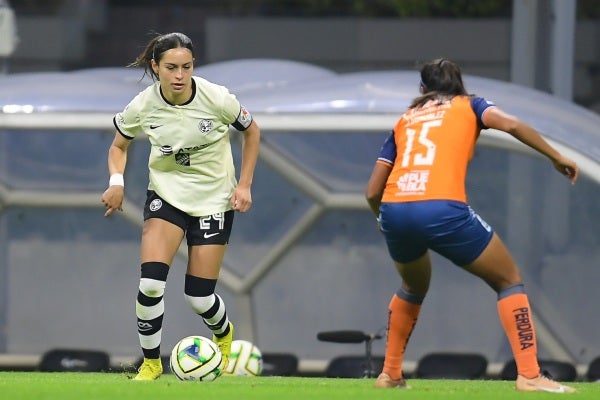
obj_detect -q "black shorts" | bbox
[143,190,234,246]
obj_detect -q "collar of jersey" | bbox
[159,78,196,106]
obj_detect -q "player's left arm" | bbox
[232,119,260,212]
[482,107,578,184]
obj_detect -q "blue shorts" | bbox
[143,191,234,246]
[379,200,494,266]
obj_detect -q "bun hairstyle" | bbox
[129,32,195,81]
[410,58,470,109]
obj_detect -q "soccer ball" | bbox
[224,339,263,376]
[170,336,223,381]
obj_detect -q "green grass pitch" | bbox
[1,372,599,400]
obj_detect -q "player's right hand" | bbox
[101,186,124,217]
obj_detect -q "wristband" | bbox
[109,173,124,187]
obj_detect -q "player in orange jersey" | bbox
[366,58,578,393]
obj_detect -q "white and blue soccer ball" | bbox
[224,339,263,376]
[170,335,223,381]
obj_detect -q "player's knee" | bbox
[139,278,166,297]
[139,262,169,297]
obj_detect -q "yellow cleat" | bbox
[213,322,234,372]
[133,358,163,381]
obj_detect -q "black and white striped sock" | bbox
[136,262,169,359]
[184,274,230,338]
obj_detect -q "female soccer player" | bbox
[101,32,260,380]
[366,58,578,393]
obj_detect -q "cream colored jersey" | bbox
[113,76,253,216]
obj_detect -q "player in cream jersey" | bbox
[102,32,260,381]
[114,75,252,216]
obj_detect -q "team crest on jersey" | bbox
[199,119,213,134]
[149,199,162,212]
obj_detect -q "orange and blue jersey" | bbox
[378,96,496,203]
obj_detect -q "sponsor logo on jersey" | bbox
[396,170,429,195]
[175,153,190,166]
[199,119,214,133]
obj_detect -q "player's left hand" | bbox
[230,186,252,212]
[552,154,579,185]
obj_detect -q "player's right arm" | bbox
[102,132,132,217]
[366,162,392,216]
[366,131,396,216]
[482,107,579,184]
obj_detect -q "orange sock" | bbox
[497,293,540,378]
[383,294,421,380]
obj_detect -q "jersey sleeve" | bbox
[231,105,253,131]
[220,89,253,131]
[377,131,396,166]
[113,96,144,140]
[470,96,496,129]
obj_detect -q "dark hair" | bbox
[410,58,470,109]
[128,32,194,81]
